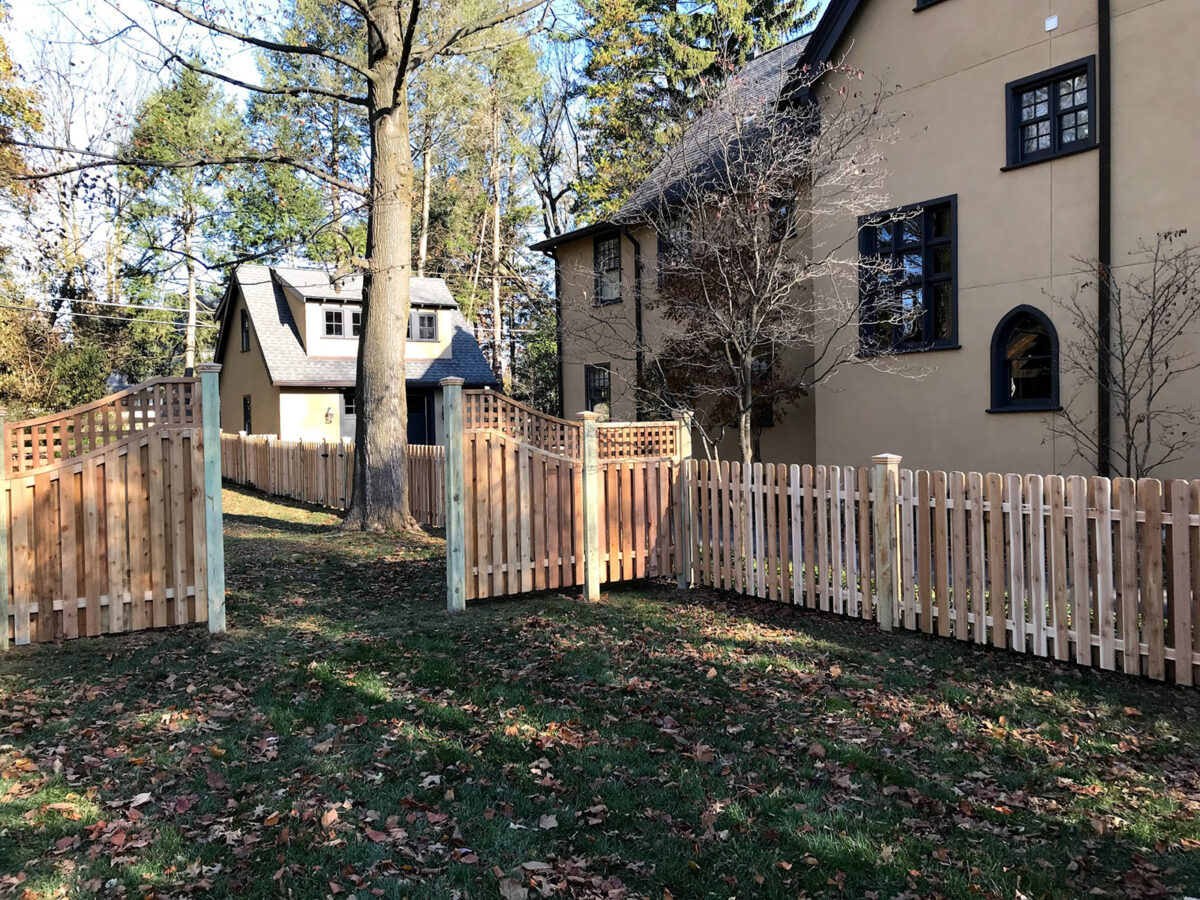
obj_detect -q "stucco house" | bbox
[536,0,1200,477]
[212,265,496,444]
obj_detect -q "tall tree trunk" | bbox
[183,214,197,373]
[417,146,431,278]
[490,109,504,384]
[344,3,417,533]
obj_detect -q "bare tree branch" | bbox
[143,0,373,80]
[13,141,368,198]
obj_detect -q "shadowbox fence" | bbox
[2,366,226,649]
[441,379,1199,688]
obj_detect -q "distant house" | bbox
[212,265,496,444]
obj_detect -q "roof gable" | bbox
[216,265,497,388]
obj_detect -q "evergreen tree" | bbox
[576,0,819,217]
[122,67,243,370]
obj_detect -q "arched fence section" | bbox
[2,366,225,648]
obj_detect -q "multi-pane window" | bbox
[990,306,1059,411]
[351,310,362,337]
[408,311,437,341]
[859,196,957,353]
[584,363,611,414]
[594,234,621,304]
[240,309,250,351]
[342,388,356,417]
[1007,59,1096,167]
[324,308,344,336]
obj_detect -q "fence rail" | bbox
[220,432,445,527]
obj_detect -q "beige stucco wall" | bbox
[217,288,281,437]
[555,225,820,464]
[809,0,1200,477]
[279,390,342,441]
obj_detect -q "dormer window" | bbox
[409,310,438,341]
[324,309,344,336]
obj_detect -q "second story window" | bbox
[351,310,362,337]
[584,363,611,415]
[1006,58,1096,168]
[408,310,438,341]
[240,309,250,351]
[594,233,621,305]
[324,308,344,337]
[859,196,958,354]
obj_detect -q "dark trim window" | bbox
[594,233,622,305]
[351,310,362,337]
[324,308,344,336]
[657,218,690,287]
[1006,57,1097,168]
[241,394,252,433]
[859,195,958,354]
[990,305,1060,412]
[342,388,356,417]
[240,309,251,352]
[584,363,611,414]
[408,310,438,341]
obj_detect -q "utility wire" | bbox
[35,296,219,317]
[0,303,220,329]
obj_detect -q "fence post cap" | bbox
[871,452,903,464]
[196,363,222,374]
[439,377,465,387]
[577,411,601,422]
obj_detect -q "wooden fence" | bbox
[441,381,1200,687]
[443,381,684,606]
[2,368,225,648]
[683,458,1200,687]
[220,432,446,528]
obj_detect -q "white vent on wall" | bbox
[1045,15,1059,31]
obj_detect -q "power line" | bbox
[37,296,219,317]
[0,303,220,330]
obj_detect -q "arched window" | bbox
[990,306,1060,412]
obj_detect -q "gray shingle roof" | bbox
[230,264,497,388]
[529,36,810,252]
[615,36,811,221]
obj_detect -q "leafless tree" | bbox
[563,54,907,462]
[1053,230,1200,477]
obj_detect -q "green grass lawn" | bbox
[3,486,1200,899]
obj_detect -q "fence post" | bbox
[872,452,902,632]
[0,405,7,652]
[675,411,694,589]
[197,364,226,634]
[441,377,467,613]
[579,411,602,601]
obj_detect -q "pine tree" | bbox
[576,0,819,217]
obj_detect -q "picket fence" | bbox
[683,459,1200,687]
[439,380,1200,687]
[220,432,445,527]
[2,367,226,648]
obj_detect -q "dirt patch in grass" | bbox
[2,485,1200,898]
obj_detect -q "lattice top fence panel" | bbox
[464,390,582,456]
[597,422,680,459]
[4,377,198,475]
